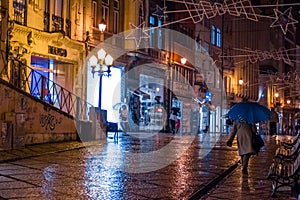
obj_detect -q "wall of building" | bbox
[0,80,77,148]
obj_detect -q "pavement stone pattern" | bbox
[202,135,298,200]
[0,133,298,200]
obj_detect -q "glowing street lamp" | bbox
[89,48,114,109]
[181,57,187,65]
[98,19,106,42]
[239,79,244,85]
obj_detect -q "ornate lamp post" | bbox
[89,49,114,109]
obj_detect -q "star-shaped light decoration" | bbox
[125,22,150,48]
[270,7,298,35]
[152,5,167,21]
[211,50,221,65]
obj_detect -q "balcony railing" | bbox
[1,58,93,121]
[13,0,26,25]
[52,14,64,32]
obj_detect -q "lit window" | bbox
[211,25,216,45]
[158,20,162,27]
[216,28,221,47]
[150,16,155,33]
[150,16,155,25]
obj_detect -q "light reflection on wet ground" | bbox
[0,133,242,199]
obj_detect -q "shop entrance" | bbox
[30,56,74,104]
[130,74,164,132]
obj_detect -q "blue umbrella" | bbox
[227,101,271,124]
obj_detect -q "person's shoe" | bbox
[242,168,248,175]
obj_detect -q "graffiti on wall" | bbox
[40,113,62,131]
[0,87,12,105]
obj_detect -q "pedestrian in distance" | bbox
[169,110,176,134]
[175,117,180,133]
[119,105,129,132]
[226,121,257,175]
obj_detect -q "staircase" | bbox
[0,57,96,149]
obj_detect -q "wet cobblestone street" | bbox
[0,133,296,199]
[0,133,238,199]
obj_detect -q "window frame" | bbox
[113,10,119,33]
[102,4,109,30]
[92,1,97,27]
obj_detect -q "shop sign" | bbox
[173,82,192,97]
[48,45,67,57]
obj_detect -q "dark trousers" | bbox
[169,119,175,133]
[270,122,277,135]
[241,153,251,169]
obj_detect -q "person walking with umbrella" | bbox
[226,99,270,175]
[226,122,257,175]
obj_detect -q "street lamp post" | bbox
[89,49,114,109]
[88,19,112,109]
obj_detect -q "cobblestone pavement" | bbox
[202,135,298,200]
[0,133,297,200]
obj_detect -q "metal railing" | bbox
[1,58,93,121]
[13,0,26,26]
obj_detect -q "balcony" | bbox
[13,0,26,25]
[52,15,64,32]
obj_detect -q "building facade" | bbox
[1,0,299,142]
